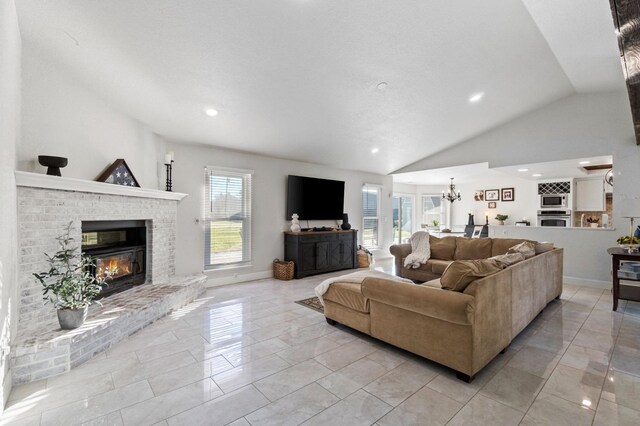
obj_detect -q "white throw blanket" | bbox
[314,270,413,305]
[403,231,431,269]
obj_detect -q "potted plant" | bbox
[586,217,600,228]
[33,222,107,330]
[495,214,508,225]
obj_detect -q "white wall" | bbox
[167,142,394,284]
[0,0,20,411]
[397,92,638,285]
[18,43,163,189]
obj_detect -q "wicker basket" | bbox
[357,251,370,268]
[273,258,295,280]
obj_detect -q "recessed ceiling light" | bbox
[517,168,529,172]
[376,82,388,90]
[469,92,484,103]
[204,108,218,117]
[371,148,380,154]
[532,173,543,177]
[579,161,591,165]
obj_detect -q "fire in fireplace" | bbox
[81,220,147,297]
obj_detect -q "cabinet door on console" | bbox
[328,241,343,268]
[299,243,317,272]
[341,238,354,267]
[316,242,329,270]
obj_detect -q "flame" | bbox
[97,257,132,280]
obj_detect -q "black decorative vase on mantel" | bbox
[341,213,351,230]
[467,213,475,226]
[38,155,68,177]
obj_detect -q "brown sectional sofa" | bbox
[323,236,563,382]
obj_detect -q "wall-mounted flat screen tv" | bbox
[286,175,345,220]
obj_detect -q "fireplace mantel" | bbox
[15,171,188,201]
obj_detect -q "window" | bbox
[204,167,252,269]
[421,194,444,228]
[362,184,381,248]
[392,194,414,244]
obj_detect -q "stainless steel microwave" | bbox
[540,194,568,209]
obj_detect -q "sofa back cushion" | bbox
[429,235,457,260]
[507,241,536,259]
[440,259,503,292]
[491,238,535,257]
[454,238,492,260]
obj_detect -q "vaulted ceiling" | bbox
[16,0,624,175]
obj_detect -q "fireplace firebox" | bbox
[81,220,147,297]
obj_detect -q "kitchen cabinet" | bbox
[575,178,605,211]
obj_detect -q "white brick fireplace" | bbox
[11,172,206,384]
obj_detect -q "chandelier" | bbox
[442,178,461,203]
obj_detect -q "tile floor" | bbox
[2,260,640,425]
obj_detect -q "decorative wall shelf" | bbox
[15,171,188,201]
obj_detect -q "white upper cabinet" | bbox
[575,178,605,211]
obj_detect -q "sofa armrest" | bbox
[389,244,412,277]
[362,277,474,325]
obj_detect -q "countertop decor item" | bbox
[495,214,508,225]
[341,213,351,230]
[622,217,640,253]
[164,152,174,191]
[33,222,109,329]
[38,155,68,176]
[95,159,140,187]
[290,213,301,232]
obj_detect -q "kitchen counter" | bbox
[492,225,616,231]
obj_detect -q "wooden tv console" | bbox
[284,229,358,278]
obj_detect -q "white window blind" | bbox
[204,167,252,269]
[362,184,381,248]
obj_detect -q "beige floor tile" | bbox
[147,357,231,396]
[542,364,604,409]
[111,350,196,388]
[107,330,178,357]
[480,366,545,412]
[245,383,339,426]
[317,358,389,399]
[166,385,269,426]
[302,389,392,426]
[226,418,251,426]
[506,345,561,379]
[40,381,154,426]
[526,329,572,354]
[377,386,461,426]
[120,378,223,426]
[220,337,291,367]
[212,353,291,393]
[135,335,206,362]
[313,340,378,371]
[80,411,124,425]
[254,359,332,401]
[519,392,594,425]
[276,336,342,365]
[447,394,523,426]
[365,348,410,370]
[0,413,41,426]
[559,345,611,376]
[363,360,439,406]
[425,373,483,405]
[610,345,640,377]
[593,399,640,426]
[601,370,640,411]
[572,329,617,353]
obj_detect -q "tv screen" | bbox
[286,175,345,220]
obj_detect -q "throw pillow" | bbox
[534,242,555,254]
[440,259,503,292]
[422,278,442,289]
[488,252,525,268]
[507,241,536,259]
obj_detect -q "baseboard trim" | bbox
[563,275,610,289]
[205,270,273,287]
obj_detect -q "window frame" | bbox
[204,166,253,270]
[362,184,382,249]
[421,193,445,229]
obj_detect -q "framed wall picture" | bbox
[488,202,497,209]
[474,190,484,201]
[501,187,515,202]
[485,189,500,201]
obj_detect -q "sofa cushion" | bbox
[454,238,492,260]
[440,259,503,292]
[535,242,555,254]
[429,235,457,260]
[507,241,536,259]
[488,252,525,268]
[491,238,534,257]
[323,282,370,313]
[423,278,442,289]
[428,259,453,275]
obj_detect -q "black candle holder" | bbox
[165,161,174,192]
